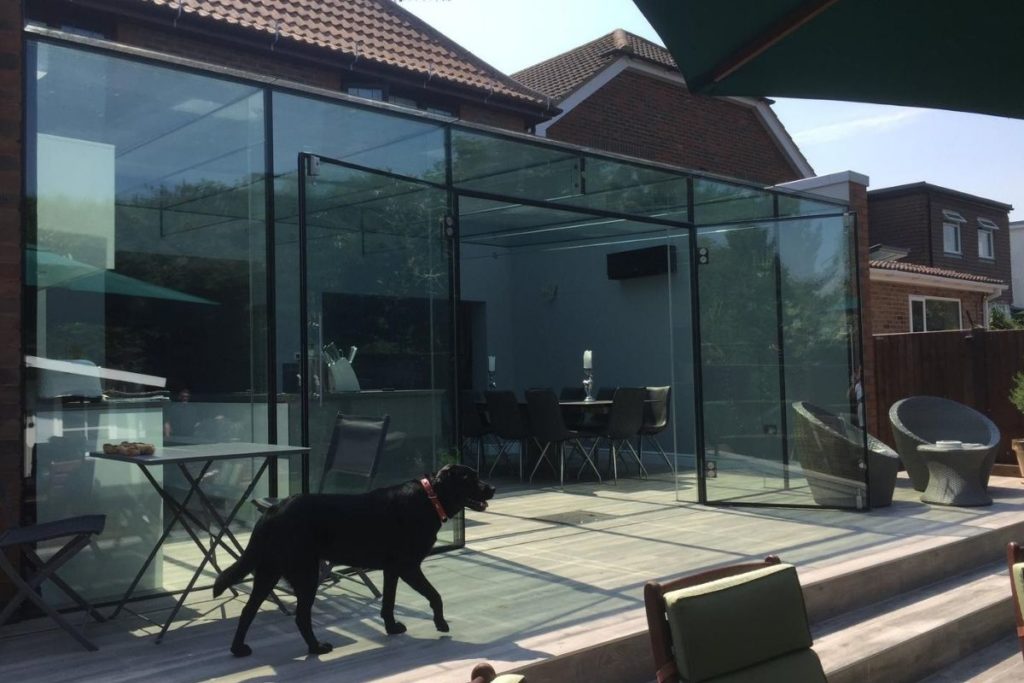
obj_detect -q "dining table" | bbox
[90,441,309,643]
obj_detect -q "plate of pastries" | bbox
[102,441,156,456]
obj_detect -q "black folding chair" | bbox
[0,515,106,651]
[253,413,389,598]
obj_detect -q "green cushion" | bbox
[705,649,826,683]
[663,563,813,682]
[1013,562,1024,610]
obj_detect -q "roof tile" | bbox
[512,28,677,101]
[134,0,550,108]
[869,259,1005,285]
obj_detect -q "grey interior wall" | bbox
[460,234,697,457]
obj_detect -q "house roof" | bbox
[133,0,552,110]
[868,182,1014,212]
[512,28,677,102]
[869,259,1005,286]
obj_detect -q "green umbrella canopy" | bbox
[26,248,216,305]
[634,0,1024,119]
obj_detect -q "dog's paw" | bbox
[434,617,450,633]
[231,643,252,658]
[308,642,333,655]
[385,621,407,635]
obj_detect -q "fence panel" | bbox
[872,328,1024,464]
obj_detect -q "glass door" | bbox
[297,153,460,546]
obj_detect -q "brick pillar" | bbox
[0,0,23,601]
[848,182,875,431]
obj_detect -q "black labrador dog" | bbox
[213,464,495,657]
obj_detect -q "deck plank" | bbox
[4,473,1024,681]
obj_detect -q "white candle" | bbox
[488,355,496,372]
[583,349,592,370]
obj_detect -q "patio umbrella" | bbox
[633,0,1024,119]
[26,248,217,305]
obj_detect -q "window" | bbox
[943,222,962,254]
[346,86,385,101]
[910,296,962,332]
[388,95,417,109]
[977,217,998,260]
[978,227,995,259]
[942,209,965,255]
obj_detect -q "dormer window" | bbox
[978,217,998,260]
[942,209,965,255]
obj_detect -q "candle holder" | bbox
[488,370,497,390]
[582,368,594,402]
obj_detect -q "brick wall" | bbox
[460,103,528,132]
[867,192,931,262]
[927,193,1012,304]
[545,69,804,185]
[117,21,528,133]
[870,280,987,335]
[850,183,875,431]
[868,188,1012,304]
[117,21,340,90]
[0,0,23,600]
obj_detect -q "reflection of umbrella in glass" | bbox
[26,248,217,305]
[634,1,1024,119]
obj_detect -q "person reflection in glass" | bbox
[164,387,196,443]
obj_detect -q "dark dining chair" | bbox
[253,413,389,597]
[640,386,673,474]
[525,389,601,487]
[485,391,528,480]
[460,391,495,473]
[585,387,648,482]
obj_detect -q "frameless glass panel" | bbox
[697,222,787,503]
[25,40,269,604]
[452,129,690,222]
[459,196,694,497]
[274,91,447,184]
[692,178,774,226]
[272,91,448,496]
[779,215,866,507]
[698,214,863,507]
[452,128,580,199]
[776,193,847,218]
[300,156,458,546]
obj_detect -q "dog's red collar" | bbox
[420,477,448,523]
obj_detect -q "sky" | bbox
[401,0,1024,221]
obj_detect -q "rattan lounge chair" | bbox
[792,401,900,508]
[888,396,999,493]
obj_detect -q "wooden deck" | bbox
[4,472,1024,682]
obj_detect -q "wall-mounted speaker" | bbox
[606,244,677,280]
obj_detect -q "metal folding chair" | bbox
[0,515,106,651]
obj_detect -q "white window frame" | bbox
[978,226,995,259]
[942,209,966,255]
[909,295,963,332]
[942,222,962,255]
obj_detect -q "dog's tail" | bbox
[213,556,253,598]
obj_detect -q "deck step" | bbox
[512,514,1024,683]
[815,563,1014,683]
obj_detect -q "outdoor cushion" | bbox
[704,649,826,683]
[663,563,812,682]
[492,676,526,683]
[1013,562,1024,614]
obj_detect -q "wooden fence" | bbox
[872,328,1024,464]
